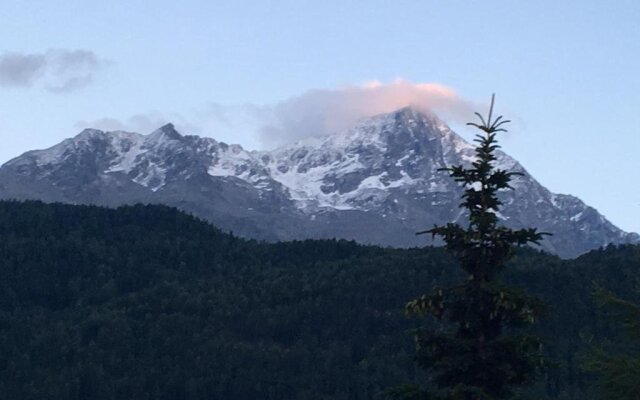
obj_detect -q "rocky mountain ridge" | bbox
[0,107,636,258]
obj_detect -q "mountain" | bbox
[0,107,636,257]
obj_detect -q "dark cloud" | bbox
[0,49,107,93]
[0,52,46,87]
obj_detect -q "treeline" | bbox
[0,200,637,399]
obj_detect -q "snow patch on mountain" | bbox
[104,131,146,173]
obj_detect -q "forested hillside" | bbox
[0,201,638,399]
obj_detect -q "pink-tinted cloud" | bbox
[74,81,480,152]
[258,80,478,147]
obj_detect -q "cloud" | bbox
[0,49,107,93]
[74,111,200,135]
[75,81,481,151]
[253,80,478,148]
[0,53,45,87]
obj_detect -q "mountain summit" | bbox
[0,107,636,257]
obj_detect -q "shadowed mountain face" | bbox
[0,107,636,257]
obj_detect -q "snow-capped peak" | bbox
[0,106,635,257]
[259,107,472,211]
[148,123,183,142]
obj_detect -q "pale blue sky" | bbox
[0,0,638,232]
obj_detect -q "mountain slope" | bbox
[0,108,635,257]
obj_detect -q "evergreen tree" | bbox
[405,95,548,399]
[583,287,640,400]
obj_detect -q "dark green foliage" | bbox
[0,200,456,400]
[0,200,637,399]
[582,287,640,399]
[407,96,548,399]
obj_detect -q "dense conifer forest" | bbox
[0,200,638,399]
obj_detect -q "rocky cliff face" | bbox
[0,108,636,258]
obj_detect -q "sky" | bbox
[0,0,638,232]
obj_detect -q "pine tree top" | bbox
[417,94,549,281]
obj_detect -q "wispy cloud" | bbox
[196,80,479,148]
[75,80,479,150]
[256,80,477,147]
[74,111,199,135]
[0,49,108,93]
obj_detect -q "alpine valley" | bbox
[0,107,636,258]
